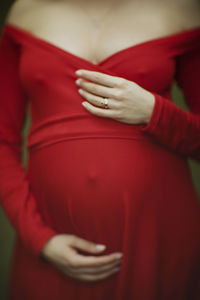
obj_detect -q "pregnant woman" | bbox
[0,0,200,299]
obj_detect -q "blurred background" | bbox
[0,1,200,299]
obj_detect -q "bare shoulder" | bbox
[5,0,45,29]
[6,0,33,24]
[172,0,200,29]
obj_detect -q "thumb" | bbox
[71,236,106,254]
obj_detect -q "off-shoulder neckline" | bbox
[3,23,200,66]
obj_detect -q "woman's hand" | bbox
[75,69,155,124]
[40,234,122,282]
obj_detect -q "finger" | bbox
[70,235,107,254]
[75,69,125,88]
[74,266,120,282]
[76,79,114,98]
[67,258,121,274]
[67,251,123,268]
[78,89,119,109]
[82,101,118,119]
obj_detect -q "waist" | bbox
[27,112,154,152]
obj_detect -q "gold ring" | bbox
[104,98,109,109]
[101,97,109,109]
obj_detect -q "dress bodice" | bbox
[1,24,200,152]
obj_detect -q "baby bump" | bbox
[26,138,198,249]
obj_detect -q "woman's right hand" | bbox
[40,234,123,282]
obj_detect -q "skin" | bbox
[6,0,200,283]
[75,69,154,123]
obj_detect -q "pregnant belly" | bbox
[26,138,199,252]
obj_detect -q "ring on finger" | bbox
[100,97,109,109]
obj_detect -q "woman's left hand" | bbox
[75,69,155,125]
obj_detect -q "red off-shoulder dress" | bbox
[0,23,200,300]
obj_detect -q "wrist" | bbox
[143,92,155,124]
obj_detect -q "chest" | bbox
[23,1,185,64]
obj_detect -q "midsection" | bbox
[26,138,196,246]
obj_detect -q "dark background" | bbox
[0,1,200,299]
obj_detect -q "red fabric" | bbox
[0,26,58,257]
[0,24,200,299]
[141,47,200,160]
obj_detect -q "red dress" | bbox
[0,23,200,300]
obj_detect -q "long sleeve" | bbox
[0,30,58,257]
[140,45,200,161]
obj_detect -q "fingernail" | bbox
[96,244,106,250]
[78,88,83,94]
[75,79,81,85]
[82,102,87,107]
[115,253,123,258]
[75,70,83,76]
